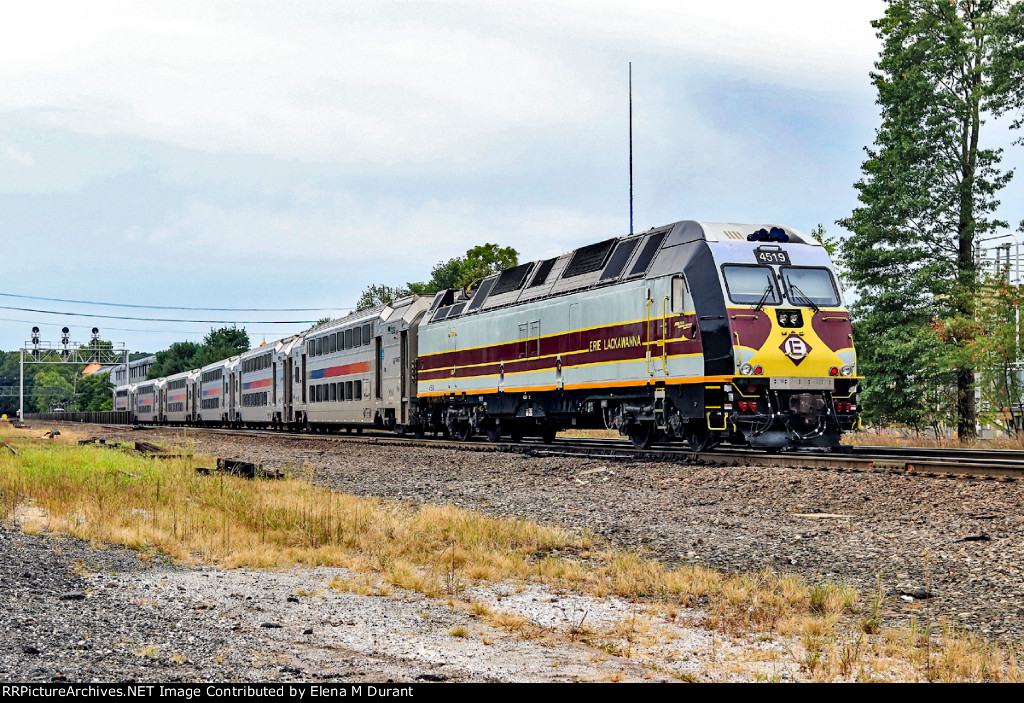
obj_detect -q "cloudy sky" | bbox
[1,0,1021,354]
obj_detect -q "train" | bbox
[114,219,860,451]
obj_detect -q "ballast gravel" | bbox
[0,526,786,683]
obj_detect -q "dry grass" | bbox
[847,427,1024,450]
[2,424,1021,681]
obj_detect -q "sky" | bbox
[1,0,1021,355]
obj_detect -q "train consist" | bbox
[115,220,860,450]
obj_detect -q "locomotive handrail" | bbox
[662,296,670,375]
[646,296,653,376]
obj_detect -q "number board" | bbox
[755,248,790,266]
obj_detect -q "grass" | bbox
[847,427,1024,449]
[1,424,1021,681]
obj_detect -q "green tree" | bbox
[355,284,408,312]
[192,327,250,368]
[838,0,1024,440]
[968,269,1024,433]
[406,243,519,295]
[77,371,114,411]
[361,242,520,309]
[147,341,201,379]
[31,369,74,412]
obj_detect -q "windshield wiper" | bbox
[754,284,774,313]
[788,283,820,314]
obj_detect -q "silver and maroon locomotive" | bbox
[119,219,859,450]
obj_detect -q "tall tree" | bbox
[839,0,1024,440]
[359,242,520,310]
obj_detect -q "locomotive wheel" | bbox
[686,425,712,452]
[454,421,472,442]
[509,424,523,442]
[539,425,557,444]
[626,421,655,450]
[484,420,501,443]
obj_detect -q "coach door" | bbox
[400,330,408,423]
[283,357,292,421]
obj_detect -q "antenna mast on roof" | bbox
[629,62,634,235]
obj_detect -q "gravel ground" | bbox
[0,525,788,683]
[5,423,1024,682]
[142,428,1024,642]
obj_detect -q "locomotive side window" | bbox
[781,267,840,307]
[721,265,780,305]
[671,276,691,314]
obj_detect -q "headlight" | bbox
[840,364,854,377]
[740,363,753,376]
[789,314,799,326]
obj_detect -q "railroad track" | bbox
[54,422,1024,482]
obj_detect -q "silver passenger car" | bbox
[303,296,430,432]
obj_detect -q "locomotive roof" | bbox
[425,220,816,324]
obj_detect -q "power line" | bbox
[0,305,321,325]
[0,317,311,335]
[0,291,352,313]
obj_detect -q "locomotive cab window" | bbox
[721,265,780,305]
[780,267,840,307]
[671,276,691,314]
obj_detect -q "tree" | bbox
[360,242,520,309]
[355,284,408,312]
[31,369,74,412]
[147,341,201,379]
[967,269,1024,433]
[839,0,1024,440]
[145,327,250,379]
[77,371,113,411]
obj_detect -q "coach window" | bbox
[344,329,352,348]
[671,276,691,314]
[355,380,362,400]
[353,328,361,348]
[346,381,353,400]
[362,324,371,346]
[317,337,324,356]
[329,334,337,353]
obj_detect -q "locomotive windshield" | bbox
[721,265,780,305]
[781,267,840,307]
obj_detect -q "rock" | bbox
[260,622,283,629]
[59,592,86,601]
[416,673,448,682]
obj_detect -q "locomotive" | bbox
[116,219,859,451]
